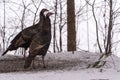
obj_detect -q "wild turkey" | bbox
[24,12,53,69]
[2,9,48,56]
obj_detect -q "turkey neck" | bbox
[37,13,46,32]
[41,16,51,36]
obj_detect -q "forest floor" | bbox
[0,51,120,80]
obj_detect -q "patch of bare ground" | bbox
[0,54,88,73]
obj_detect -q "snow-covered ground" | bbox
[0,51,120,80]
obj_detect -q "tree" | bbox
[53,0,58,52]
[87,0,114,68]
[3,0,6,51]
[67,0,76,51]
[105,0,113,55]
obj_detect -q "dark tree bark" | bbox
[53,0,58,52]
[3,0,6,51]
[59,0,62,52]
[67,0,76,51]
[105,0,113,55]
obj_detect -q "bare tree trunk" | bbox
[3,0,6,51]
[88,0,113,68]
[20,0,27,58]
[59,29,62,51]
[92,0,102,53]
[59,0,63,52]
[21,0,26,30]
[105,0,113,55]
[86,3,89,51]
[53,0,58,52]
[86,0,102,53]
[67,0,76,51]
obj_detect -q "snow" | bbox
[0,68,120,80]
[0,51,120,80]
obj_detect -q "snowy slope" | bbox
[0,51,120,80]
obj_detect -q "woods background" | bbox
[0,0,120,56]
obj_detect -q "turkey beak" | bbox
[47,12,54,17]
